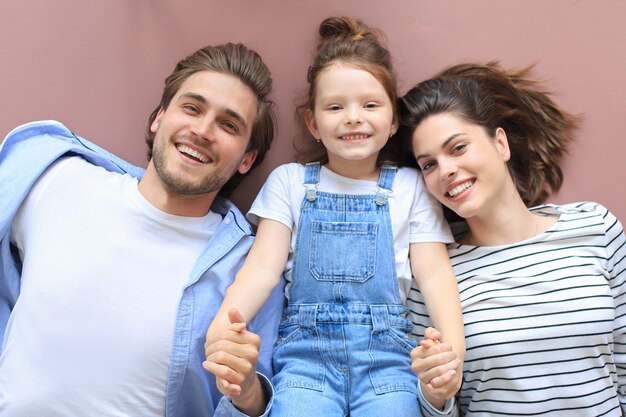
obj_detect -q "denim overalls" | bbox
[270,163,421,417]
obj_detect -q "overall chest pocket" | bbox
[309,220,377,283]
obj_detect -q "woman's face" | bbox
[411,112,511,220]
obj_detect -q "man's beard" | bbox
[151,135,241,196]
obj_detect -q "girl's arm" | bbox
[410,242,465,389]
[207,217,291,342]
[205,218,290,404]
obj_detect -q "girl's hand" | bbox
[203,308,260,399]
[411,327,462,409]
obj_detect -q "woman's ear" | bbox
[495,127,511,162]
[304,109,321,140]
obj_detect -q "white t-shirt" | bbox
[2,157,220,416]
[248,163,453,302]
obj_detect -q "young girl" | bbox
[206,17,465,415]
[401,63,626,416]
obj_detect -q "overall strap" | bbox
[374,164,398,206]
[303,162,321,202]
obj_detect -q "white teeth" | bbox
[448,180,474,197]
[342,134,368,140]
[177,145,209,163]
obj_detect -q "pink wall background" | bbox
[2,1,625,221]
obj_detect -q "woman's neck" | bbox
[462,194,555,247]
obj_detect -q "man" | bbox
[0,43,284,416]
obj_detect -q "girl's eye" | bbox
[327,105,342,111]
[364,102,379,109]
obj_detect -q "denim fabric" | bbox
[271,163,420,417]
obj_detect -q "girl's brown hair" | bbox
[294,17,400,164]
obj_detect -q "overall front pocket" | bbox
[309,221,377,283]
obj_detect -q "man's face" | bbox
[149,70,258,197]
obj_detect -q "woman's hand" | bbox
[411,327,462,410]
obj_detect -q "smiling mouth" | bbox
[341,133,370,140]
[447,180,475,197]
[177,144,210,163]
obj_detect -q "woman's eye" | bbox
[420,161,436,171]
[452,143,467,153]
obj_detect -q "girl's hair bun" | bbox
[319,16,372,42]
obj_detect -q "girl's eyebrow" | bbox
[414,132,465,162]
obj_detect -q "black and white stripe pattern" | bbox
[409,202,626,416]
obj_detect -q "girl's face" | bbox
[305,64,396,178]
[411,112,511,220]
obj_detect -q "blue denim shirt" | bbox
[0,121,284,417]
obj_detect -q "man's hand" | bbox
[203,308,266,416]
[411,327,462,410]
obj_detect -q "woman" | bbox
[398,62,626,416]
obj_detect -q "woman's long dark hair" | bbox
[398,61,580,207]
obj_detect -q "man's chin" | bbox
[159,171,226,196]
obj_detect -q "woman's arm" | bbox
[411,328,460,416]
[603,209,626,413]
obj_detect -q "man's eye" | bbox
[183,105,199,113]
[222,121,238,132]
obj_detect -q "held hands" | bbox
[411,327,463,410]
[203,308,263,411]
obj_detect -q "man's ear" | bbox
[237,150,258,174]
[495,127,511,162]
[150,107,165,133]
[304,109,321,140]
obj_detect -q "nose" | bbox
[438,158,457,181]
[345,106,363,125]
[190,115,216,141]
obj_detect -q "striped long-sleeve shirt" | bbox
[410,202,626,416]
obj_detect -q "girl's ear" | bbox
[304,109,321,140]
[390,117,399,137]
[495,127,511,162]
